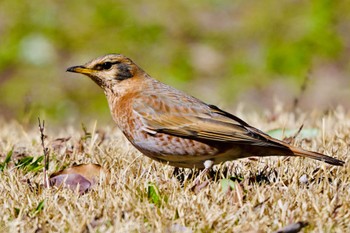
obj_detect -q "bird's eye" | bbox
[101,62,112,70]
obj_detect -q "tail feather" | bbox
[289,146,344,166]
[258,131,345,166]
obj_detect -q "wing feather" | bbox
[132,95,278,147]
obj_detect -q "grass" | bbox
[0,106,349,232]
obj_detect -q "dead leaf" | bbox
[191,180,209,194]
[49,164,110,194]
[273,221,308,233]
[267,127,318,141]
[50,173,91,194]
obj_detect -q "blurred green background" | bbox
[0,0,349,125]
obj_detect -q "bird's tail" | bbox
[288,145,344,166]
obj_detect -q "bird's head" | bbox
[66,54,142,90]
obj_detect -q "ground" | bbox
[0,106,349,232]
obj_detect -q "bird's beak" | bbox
[66,65,93,75]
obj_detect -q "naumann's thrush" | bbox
[67,54,344,169]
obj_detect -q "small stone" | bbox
[299,174,308,184]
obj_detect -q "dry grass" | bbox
[0,107,349,233]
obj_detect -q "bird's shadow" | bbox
[172,165,279,187]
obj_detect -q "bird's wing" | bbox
[132,95,282,147]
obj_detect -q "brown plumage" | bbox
[67,54,344,169]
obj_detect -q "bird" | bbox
[66,54,344,170]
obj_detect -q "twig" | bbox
[38,117,50,189]
[293,73,310,111]
[283,124,304,145]
[291,124,304,142]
